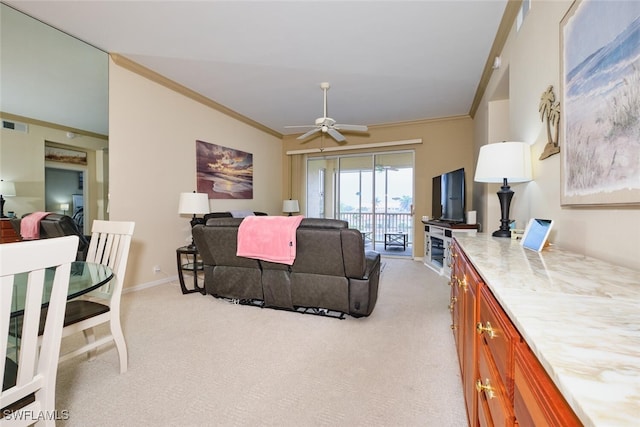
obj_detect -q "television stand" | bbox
[422,220,478,276]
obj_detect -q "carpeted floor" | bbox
[55,257,467,426]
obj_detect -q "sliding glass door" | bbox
[307,151,414,256]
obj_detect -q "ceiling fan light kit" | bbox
[286,82,368,143]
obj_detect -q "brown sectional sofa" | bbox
[191,217,380,318]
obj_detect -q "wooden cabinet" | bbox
[476,285,517,426]
[450,240,480,426]
[451,238,580,427]
[0,218,21,243]
[514,342,582,427]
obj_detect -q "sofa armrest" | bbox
[363,250,381,279]
[348,250,381,317]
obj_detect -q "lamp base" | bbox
[493,178,514,238]
[492,229,512,238]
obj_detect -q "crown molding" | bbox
[110,53,283,139]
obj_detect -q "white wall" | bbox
[108,58,283,289]
[474,0,640,269]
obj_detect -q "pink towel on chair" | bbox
[20,211,51,240]
[236,216,304,265]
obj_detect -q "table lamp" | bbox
[60,203,70,215]
[0,180,16,218]
[282,199,299,216]
[474,142,532,237]
[178,191,210,246]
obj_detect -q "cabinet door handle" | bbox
[475,378,496,399]
[476,321,496,339]
[449,275,458,287]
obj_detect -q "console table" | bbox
[422,220,477,276]
[451,234,640,426]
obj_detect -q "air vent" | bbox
[2,120,29,133]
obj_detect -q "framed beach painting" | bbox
[560,0,640,206]
[196,140,253,199]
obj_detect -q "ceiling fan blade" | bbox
[327,128,346,142]
[285,125,316,129]
[334,124,368,132]
[297,127,321,140]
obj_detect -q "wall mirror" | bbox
[0,2,109,233]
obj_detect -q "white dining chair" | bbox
[57,220,135,374]
[1,235,78,426]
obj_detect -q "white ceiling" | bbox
[3,0,508,137]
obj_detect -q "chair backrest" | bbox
[1,235,78,422]
[85,220,135,302]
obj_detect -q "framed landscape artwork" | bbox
[560,0,640,205]
[44,145,87,165]
[196,140,253,199]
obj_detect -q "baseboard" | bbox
[123,275,178,294]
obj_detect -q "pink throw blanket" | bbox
[236,216,304,265]
[20,211,51,240]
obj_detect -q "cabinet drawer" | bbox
[0,219,21,243]
[478,343,515,427]
[478,286,517,391]
[514,343,581,427]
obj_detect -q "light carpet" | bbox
[55,258,467,426]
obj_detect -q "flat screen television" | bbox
[432,168,466,223]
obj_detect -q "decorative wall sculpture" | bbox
[538,85,560,160]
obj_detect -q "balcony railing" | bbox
[338,212,414,243]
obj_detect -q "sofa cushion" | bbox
[209,266,263,300]
[291,273,349,313]
[299,218,347,229]
[292,227,346,276]
[204,211,267,222]
[204,217,244,227]
[193,223,258,269]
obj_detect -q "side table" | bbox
[176,245,205,294]
[384,232,408,251]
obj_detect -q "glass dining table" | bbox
[6,261,113,363]
[10,261,114,318]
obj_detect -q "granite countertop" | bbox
[454,234,640,427]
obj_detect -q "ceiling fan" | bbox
[286,82,368,143]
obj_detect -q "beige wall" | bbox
[283,116,475,257]
[474,0,640,269]
[108,57,283,289]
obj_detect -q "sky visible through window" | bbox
[340,167,413,213]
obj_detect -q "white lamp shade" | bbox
[0,180,16,196]
[60,203,70,211]
[178,192,209,215]
[282,199,299,213]
[474,141,532,183]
